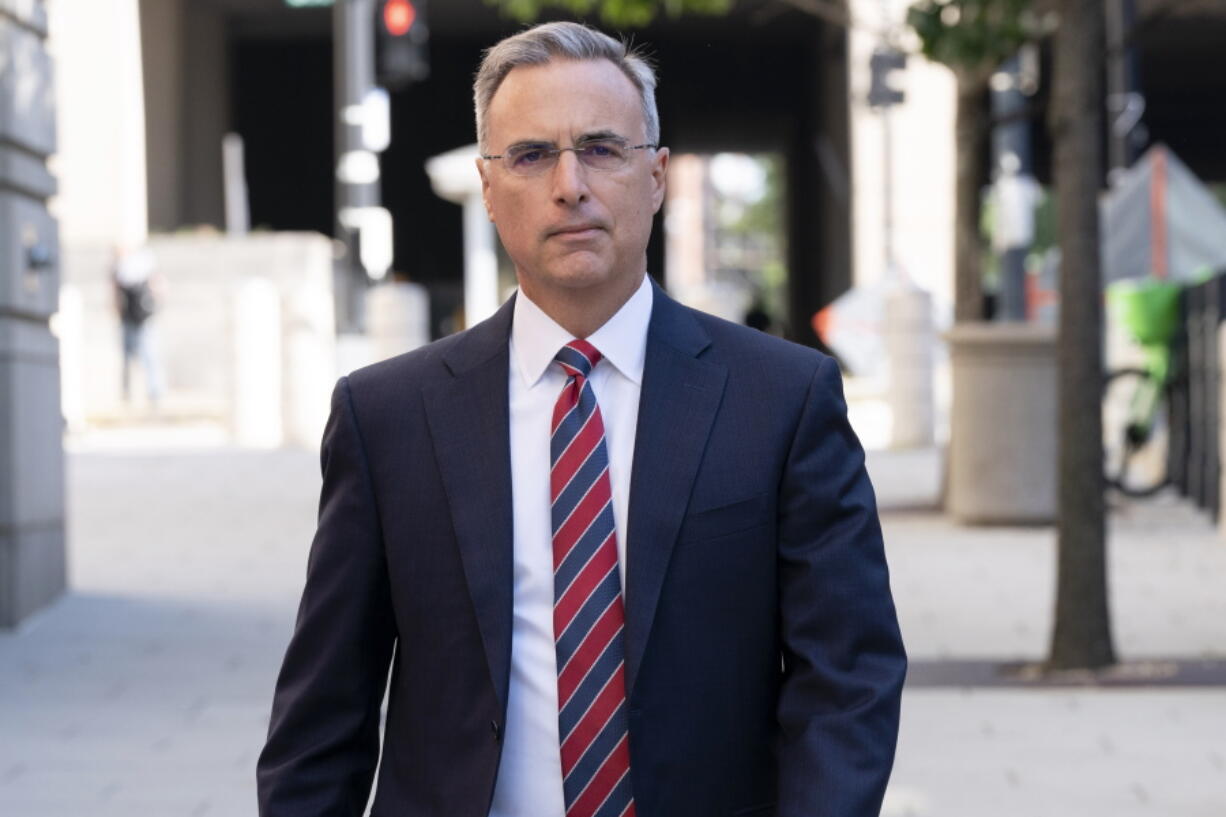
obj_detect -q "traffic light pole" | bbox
[333,0,380,334]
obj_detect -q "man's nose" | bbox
[550,149,590,206]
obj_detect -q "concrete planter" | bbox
[947,322,1057,524]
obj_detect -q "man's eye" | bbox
[512,149,547,166]
[584,142,621,158]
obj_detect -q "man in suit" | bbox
[258,21,905,817]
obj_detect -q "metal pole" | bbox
[878,0,895,280]
[333,0,379,334]
[990,54,1037,321]
[1106,0,1143,181]
[882,102,896,279]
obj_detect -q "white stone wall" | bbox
[848,0,956,313]
[59,233,337,449]
[46,0,147,248]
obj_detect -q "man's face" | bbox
[477,58,669,312]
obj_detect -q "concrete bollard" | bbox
[884,286,936,449]
[231,277,283,448]
[55,284,86,433]
[366,280,431,364]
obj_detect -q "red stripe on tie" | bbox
[567,733,631,817]
[560,661,626,775]
[551,411,603,501]
[552,378,583,434]
[553,481,610,567]
[553,530,617,637]
[569,339,600,369]
[557,592,622,707]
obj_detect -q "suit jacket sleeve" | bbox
[257,376,397,816]
[775,355,907,817]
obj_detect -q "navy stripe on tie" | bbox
[559,614,623,736]
[589,767,634,817]
[551,381,599,461]
[555,499,615,582]
[563,699,630,803]
[553,451,610,533]
[556,344,596,376]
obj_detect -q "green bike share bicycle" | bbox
[1102,278,1186,497]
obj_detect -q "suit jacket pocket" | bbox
[677,492,769,543]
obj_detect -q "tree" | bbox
[905,0,1035,322]
[1046,0,1115,671]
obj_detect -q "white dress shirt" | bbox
[488,275,653,817]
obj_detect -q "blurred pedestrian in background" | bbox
[112,243,164,408]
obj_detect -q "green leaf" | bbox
[906,0,1037,73]
[486,0,732,28]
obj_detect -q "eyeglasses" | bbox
[481,138,658,177]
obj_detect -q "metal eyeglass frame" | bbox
[480,140,659,176]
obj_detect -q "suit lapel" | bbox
[422,297,516,713]
[624,287,726,696]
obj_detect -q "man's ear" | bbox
[475,158,495,222]
[650,147,670,215]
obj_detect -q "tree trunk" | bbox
[1047,0,1116,671]
[953,71,990,323]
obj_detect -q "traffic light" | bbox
[378,0,429,89]
[868,47,906,108]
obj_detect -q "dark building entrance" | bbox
[145,0,852,344]
[219,1,848,343]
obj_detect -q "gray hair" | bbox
[473,22,660,151]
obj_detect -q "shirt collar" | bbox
[511,274,653,389]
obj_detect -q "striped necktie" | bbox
[550,339,636,817]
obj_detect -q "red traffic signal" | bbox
[383,0,416,37]
[378,0,428,88]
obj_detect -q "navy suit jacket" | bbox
[257,284,906,817]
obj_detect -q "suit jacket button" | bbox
[491,720,501,741]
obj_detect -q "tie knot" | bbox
[555,339,602,379]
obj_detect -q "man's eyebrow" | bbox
[575,130,626,143]
[505,139,554,151]
[502,131,628,153]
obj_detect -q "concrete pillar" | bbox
[0,0,66,627]
[947,323,1057,524]
[462,195,500,328]
[47,0,147,246]
[425,144,500,329]
[848,0,956,313]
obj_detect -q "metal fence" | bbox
[1169,271,1226,519]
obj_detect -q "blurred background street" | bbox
[4,0,1226,814]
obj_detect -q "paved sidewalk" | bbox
[867,453,1226,817]
[0,430,1222,816]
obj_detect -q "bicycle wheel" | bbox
[1103,368,1170,497]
